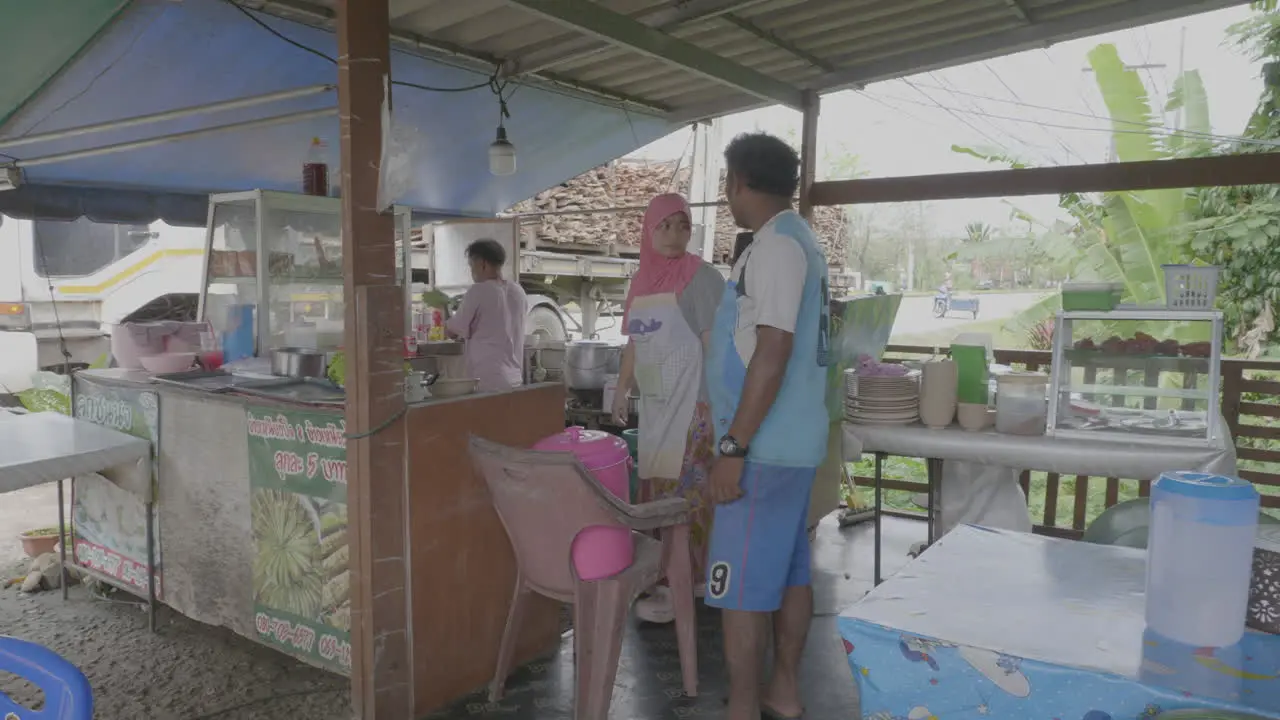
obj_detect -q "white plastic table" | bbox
[842,420,1236,584]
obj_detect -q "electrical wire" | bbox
[31,228,73,375]
[983,62,1089,164]
[225,0,500,94]
[926,70,1060,166]
[900,80,1251,145]
[900,79,1012,156]
[863,88,1280,149]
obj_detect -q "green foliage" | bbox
[953,43,1215,343]
[1185,3,1280,356]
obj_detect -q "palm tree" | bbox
[964,222,994,244]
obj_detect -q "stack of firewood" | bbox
[510,159,848,266]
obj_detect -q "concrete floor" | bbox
[424,513,928,719]
[0,493,925,719]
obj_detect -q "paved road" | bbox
[890,291,1050,342]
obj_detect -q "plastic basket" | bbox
[1162,264,1219,310]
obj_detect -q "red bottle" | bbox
[302,137,329,197]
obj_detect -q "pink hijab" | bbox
[623,193,703,332]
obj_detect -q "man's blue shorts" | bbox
[704,461,816,612]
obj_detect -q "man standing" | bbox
[704,132,830,720]
[444,238,527,392]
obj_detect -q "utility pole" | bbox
[1175,25,1187,133]
[687,119,722,262]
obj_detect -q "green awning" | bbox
[0,0,128,129]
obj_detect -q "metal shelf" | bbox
[1059,308,1223,322]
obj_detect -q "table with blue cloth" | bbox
[838,525,1280,719]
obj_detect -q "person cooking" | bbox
[613,193,725,624]
[444,239,526,392]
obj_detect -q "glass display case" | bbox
[1047,309,1224,446]
[197,190,412,358]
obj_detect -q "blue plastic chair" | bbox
[0,636,93,720]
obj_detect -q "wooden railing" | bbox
[850,345,1280,539]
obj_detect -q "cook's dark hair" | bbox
[724,132,800,199]
[466,238,507,267]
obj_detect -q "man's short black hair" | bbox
[724,132,800,199]
[466,238,507,267]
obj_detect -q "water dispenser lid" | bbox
[1153,471,1258,501]
[532,426,628,470]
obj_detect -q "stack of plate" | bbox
[844,369,920,425]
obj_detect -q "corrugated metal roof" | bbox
[258,0,1250,121]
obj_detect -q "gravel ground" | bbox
[0,562,352,720]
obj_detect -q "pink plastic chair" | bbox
[469,435,698,719]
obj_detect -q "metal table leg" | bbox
[926,457,943,546]
[873,452,883,586]
[146,500,157,633]
[57,479,68,600]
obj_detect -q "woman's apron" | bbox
[628,292,702,481]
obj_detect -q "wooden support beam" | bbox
[337,0,412,718]
[798,90,820,221]
[809,153,1280,207]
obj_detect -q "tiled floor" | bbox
[426,514,927,719]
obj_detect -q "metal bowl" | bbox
[270,347,328,379]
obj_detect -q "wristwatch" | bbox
[718,435,749,458]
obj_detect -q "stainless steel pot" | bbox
[564,340,623,390]
[270,347,328,379]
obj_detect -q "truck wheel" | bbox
[528,306,567,345]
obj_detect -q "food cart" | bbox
[69,191,565,707]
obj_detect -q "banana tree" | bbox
[952,43,1213,340]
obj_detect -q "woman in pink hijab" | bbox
[614,193,725,623]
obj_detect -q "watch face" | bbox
[719,436,741,457]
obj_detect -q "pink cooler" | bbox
[533,427,634,580]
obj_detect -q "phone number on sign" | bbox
[75,541,159,596]
[255,612,351,671]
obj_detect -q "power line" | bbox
[900,78,1014,156]
[889,81,1278,149]
[928,70,1061,166]
[983,62,1089,164]
[860,89,1280,149]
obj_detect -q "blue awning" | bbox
[0,0,673,224]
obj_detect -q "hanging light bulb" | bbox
[489,125,517,176]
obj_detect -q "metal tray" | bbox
[231,377,346,406]
[152,369,244,392]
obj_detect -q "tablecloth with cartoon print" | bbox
[838,525,1280,720]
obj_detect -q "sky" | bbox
[627,4,1264,239]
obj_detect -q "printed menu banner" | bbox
[245,406,351,675]
[71,377,162,597]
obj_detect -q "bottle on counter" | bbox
[303,137,329,197]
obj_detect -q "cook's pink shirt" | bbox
[445,279,526,392]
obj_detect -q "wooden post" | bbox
[798,90,820,222]
[337,1,412,717]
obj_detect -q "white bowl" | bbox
[431,377,479,398]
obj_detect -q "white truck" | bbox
[0,214,206,392]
